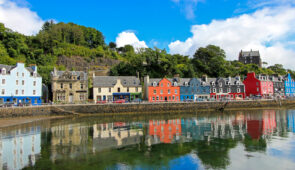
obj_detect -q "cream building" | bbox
[51,68,88,103]
[93,76,142,103]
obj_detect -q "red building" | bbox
[145,77,180,102]
[243,72,274,97]
[149,119,182,143]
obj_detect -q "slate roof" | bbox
[269,74,284,82]
[93,76,141,87]
[205,77,244,85]
[240,50,260,57]
[53,71,88,81]
[0,63,41,77]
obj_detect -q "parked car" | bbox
[97,100,107,104]
[113,99,126,104]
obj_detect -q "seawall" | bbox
[1,99,295,118]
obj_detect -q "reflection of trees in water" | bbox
[194,138,238,169]
[243,134,267,152]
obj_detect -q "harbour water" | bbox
[1,109,295,169]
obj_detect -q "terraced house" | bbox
[269,74,284,97]
[51,68,88,103]
[179,78,210,101]
[0,63,42,105]
[284,73,295,97]
[243,72,273,98]
[144,76,180,102]
[93,76,142,103]
[208,76,245,100]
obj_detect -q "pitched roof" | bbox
[0,63,41,77]
[93,76,141,87]
[52,70,88,81]
[240,50,260,57]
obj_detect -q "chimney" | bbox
[202,75,208,82]
[53,67,57,76]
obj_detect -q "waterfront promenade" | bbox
[0,98,294,118]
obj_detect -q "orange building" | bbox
[149,119,182,143]
[144,76,180,102]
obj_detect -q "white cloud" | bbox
[116,31,148,51]
[0,0,44,35]
[168,6,295,69]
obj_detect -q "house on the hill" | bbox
[238,50,262,67]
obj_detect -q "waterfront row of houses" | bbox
[1,62,295,105]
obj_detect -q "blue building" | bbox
[180,78,210,101]
[0,63,42,105]
[284,73,295,97]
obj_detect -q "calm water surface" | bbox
[1,109,295,170]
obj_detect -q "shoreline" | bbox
[0,99,294,119]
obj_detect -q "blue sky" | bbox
[23,0,256,48]
[1,0,295,68]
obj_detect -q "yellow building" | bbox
[93,76,142,103]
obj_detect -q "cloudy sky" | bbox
[0,0,295,68]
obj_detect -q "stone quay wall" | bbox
[1,99,295,118]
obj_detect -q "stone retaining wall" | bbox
[1,99,295,118]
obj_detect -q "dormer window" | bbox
[219,83,222,87]
[235,81,240,85]
[185,82,189,86]
[153,82,157,87]
[33,72,37,77]
[211,82,215,86]
[174,82,177,86]
[1,68,6,75]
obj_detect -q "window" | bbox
[169,96,171,100]
[17,72,19,77]
[168,89,171,94]
[33,90,36,95]
[69,83,72,89]
[33,73,37,77]
[16,80,18,85]
[98,88,101,93]
[257,88,259,92]
[22,90,24,95]
[109,88,111,93]
[161,96,163,100]
[160,90,163,94]
[176,96,179,100]
[22,80,24,85]
[1,89,4,95]
[153,82,157,86]
[61,83,63,89]
[174,82,177,86]
[213,88,216,93]
[22,73,24,77]
[172,96,175,100]
[175,89,178,94]
[79,94,85,101]
[219,88,223,93]
[227,88,231,93]
[118,88,120,92]
[167,83,170,87]
[156,96,159,101]
[15,90,18,95]
[2,79,5,85]
[154,90,156,94]
[185,82,188,86]
[127,87,129,92]
[81,84,84,89]
[219,83,222,87]
[161,83,163,87]
[136,87,138,92]
[237,88,240,93]
[1,68,6,75]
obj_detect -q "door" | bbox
[69,93,73,103]
[165,97,167,101]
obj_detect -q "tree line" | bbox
[0,21,294,86]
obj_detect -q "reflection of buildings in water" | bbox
[262,110,276,135]
[0,126,41,170]
[148,119,181,144]
[181,119,211,141]
[92,122,143,152]
[287,110,295,133]
[50,123,89,161]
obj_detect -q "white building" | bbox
[0,63,42,105]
